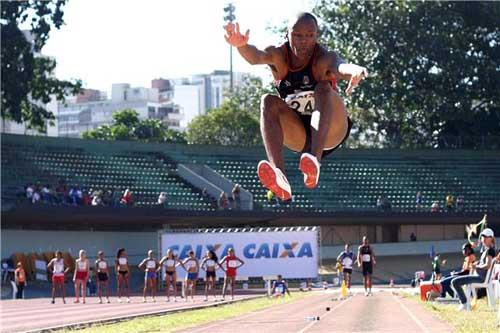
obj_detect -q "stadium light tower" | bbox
[223,3,235,91]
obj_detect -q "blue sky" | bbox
[42,0,315,94]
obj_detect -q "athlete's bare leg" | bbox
[260,94,306,171]
[311,82,348,160]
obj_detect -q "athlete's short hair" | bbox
[289,12,318,30]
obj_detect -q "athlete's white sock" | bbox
[311,110,320,131]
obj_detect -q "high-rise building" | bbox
[173,85,203,128]
[171,70,248,128]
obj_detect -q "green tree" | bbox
[164,128,187,144]
[1,0,82,132]
[187,101,260,146]
[186,74,273,146]
[314,0,500,148]
[82,109,186,143]
[224,75,274,117]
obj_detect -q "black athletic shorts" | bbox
[97,272,108,282]
[343,268,353,274]
[206,271,216,278]
[362,262,373,276]
[293,114,353,158]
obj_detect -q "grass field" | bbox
[406,295,499,333]
[61,293,314,333]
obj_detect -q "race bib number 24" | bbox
[285,91,315,115]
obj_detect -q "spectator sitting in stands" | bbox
[92,190,104,206]
[32,189,41,204]
[232,184,241,210]
[102,190,112,206]
[69,185,82,206]
[120,189,133,207]
[82,189,92,206]
[456,195,464,212]
[41,184,56,205]
[431,201,440,213]
[55,181,68,205]
[445,194,455,212]
[158,192,167,208]
[26,183,34,201]
[416,191,424,209]
[410,232,417,242]
[218,192,229,210]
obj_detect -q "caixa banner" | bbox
[160,230,319,279]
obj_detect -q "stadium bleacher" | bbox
[2,133,500,213]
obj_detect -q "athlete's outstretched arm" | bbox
[224,22,277,65]
[338,63,368,95]
[317,52,368,95]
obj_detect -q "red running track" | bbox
[177,289,453,333]
[0,294,260,333]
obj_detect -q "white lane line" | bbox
[392,293,429,333]
[297,296,351,333]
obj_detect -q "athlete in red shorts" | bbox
[219,248,245,300]
[73,249,90,304]
[47,251,69,304]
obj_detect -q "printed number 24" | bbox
[290,100,313,113]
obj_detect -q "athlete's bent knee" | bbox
[260,94,282,116]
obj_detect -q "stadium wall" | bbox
[1,229,157,264]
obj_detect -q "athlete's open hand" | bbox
[224,22,249,48]
[346,65,369,95]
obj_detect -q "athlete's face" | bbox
[481,236,493,247]
[288,19,318,60]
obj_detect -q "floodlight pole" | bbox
[223,3,235,91]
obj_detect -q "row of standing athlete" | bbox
[46,247,244,304]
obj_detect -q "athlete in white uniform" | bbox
[115,248,130,303]
[47,251,69,304]
[95,251,110,303]
[158,249,180,302]
[201,250,220,301]
[138,250,159,303]
[337,244,354,291]
[181,251,199,302]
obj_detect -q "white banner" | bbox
[160,230,318,279]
